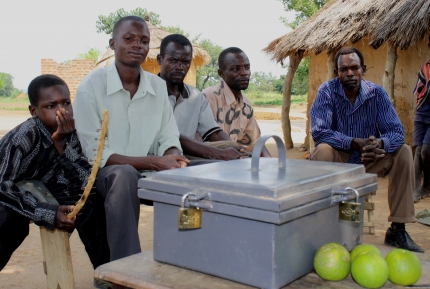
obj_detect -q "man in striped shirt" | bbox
[310,47,423,253]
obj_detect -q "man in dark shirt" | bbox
[0,75,109,279]
[412,58,430,203]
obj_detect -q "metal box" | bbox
[138,136,377,289]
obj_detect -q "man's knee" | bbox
[96,165,141,200]
[395,144,413,165]
[99,164,140,184]
[113,164,141,182]
[310,143,336,162]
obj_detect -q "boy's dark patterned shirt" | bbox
[0,117,91,230]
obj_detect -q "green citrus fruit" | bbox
[350,244,381,261]
[313,243,350,281]
[385,249,422,286]
[351,252,389,288]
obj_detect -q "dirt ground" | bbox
[0,108,429,288]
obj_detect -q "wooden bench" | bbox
[17,180,75,289]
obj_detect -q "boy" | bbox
[0,75,110,275]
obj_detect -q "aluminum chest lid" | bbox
[139,136,378,215]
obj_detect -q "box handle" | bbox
[251,135,287,171]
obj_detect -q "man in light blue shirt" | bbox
[73,16,189,265]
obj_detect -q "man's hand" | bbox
[351,137,372,152]
[151,155,190,171]
[52,108,75,154]
[225,145,247,152]
[361,147,386,164]
[55,205,76,231]
[216,147,251,160]
[352,136,385,164]
[362,136,383,152]
[105,151,190,171]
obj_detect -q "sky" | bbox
[0,0,293,90]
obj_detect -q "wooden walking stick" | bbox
[67,109,109,219]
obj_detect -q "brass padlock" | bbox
[178,192,202,230]
[339,187,362,223]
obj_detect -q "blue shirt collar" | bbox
[333,78,375,109]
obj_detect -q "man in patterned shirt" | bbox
[204,47,271,157]
[0,75,110,275]
[310,46,423,253]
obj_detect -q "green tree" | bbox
[279,0,327,28]
[250,72,278,93]
[96,8,162,35]
[78,48,102,63]
[0,73,15,97]
[195,39,223,90]
[273,75,286,93]
[161,26,190,38]
[279,1,326,95]
[0,73,5,91]
[291,57,309,95]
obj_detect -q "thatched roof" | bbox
[94,20,210,70]
[264,0,430,63]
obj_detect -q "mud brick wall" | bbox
[41,59,94,101]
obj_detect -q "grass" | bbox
[0,106,28,111]
[246,91,307,107]
[0,96,30,111]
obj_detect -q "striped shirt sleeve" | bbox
[375,88,404,153]
[310,83,354,150]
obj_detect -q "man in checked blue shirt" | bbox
[310,47,423,253]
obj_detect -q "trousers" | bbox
[95,164,142,261]
[311,144,416,223]
[0,194,110,271]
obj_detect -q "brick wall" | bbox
[41,59,94,101]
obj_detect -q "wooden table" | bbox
[95,247,430,289]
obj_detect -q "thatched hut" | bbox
[264,0,430,149]
[94,17,210,86]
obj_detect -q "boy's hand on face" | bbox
[52,108,75,154]
[52,108,75,142]
[55,205,76,231]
